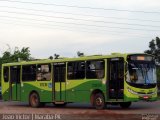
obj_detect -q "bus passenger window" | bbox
[86,60,104,79]
[37,64,51,81]
[22,65,36,81]
[3,67,9,82]
[67,61,85,80]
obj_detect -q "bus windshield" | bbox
[127,62,156,84]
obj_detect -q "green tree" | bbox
[145,37,160,64]
[11,47,31,61]
[0,47,31,85]
[145,37,160,89]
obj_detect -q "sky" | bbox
[0,0,160,58]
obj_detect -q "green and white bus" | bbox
[1,53,157,109]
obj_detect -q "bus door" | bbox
[108,58,124,100]
[10,66,21,101]
[53,63,66,102]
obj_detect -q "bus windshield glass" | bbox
[127,62,156,84]
[127,55,156,85]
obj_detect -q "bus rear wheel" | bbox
[29,92,43,108]
[120,102,131,109]
[93,93,105,110]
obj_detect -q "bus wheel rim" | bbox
[96,97,103,106]
[31,95,38,105]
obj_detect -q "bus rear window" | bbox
[3,67,9,82]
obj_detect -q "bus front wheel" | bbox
[29,92,44,108]
[120,102,131,109]
[93,93,105,110]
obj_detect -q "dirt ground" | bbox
[0,101,159,120]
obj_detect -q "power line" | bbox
[0,10,160,28]
[0,18,156,38]
[0,5,160,23]
[0,19,126,34]
[0,15,159,32]
[0,0,160,14]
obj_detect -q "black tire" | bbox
[29,92,44,108]
[93,93,105,110]
[120,102,131,109]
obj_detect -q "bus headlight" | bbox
[127,87,157,95]
[127,87,139,95]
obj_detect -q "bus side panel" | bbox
[66,80,106,103]
[75,80,106,103]
[75,90,90,103]
[2,82,10,101]
[66,80,76,102]
[38,81,52,102]
[21,82,36,102]
[75,80,93,103]
[20,82,52,103]
[39,90,52,103]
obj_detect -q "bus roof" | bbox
[2,53,151,66]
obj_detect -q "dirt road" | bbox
[0,101,159,120]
